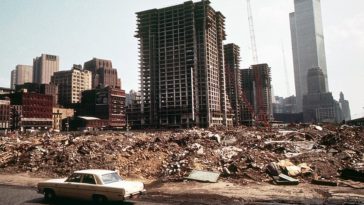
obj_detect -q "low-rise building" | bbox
[126,90,142,129]
[65,116,108,131]
[80,86,126,129]
[52,108,74,131]
[0,98,11,129]
[7,92,53,130]
[15,83,58,107]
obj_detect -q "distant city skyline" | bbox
[0,0,363,118]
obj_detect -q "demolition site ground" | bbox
[1,124,364,204]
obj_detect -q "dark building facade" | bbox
[224,43,242,125]
[125,90,142,129]
[339,92,351,121]
[303,67,342,123]
[84,58,121,89]
[80,86,126,129]
[273,95,297,114]
[0,87,13,95]
[15,83,58,107]
[136,0,232,128]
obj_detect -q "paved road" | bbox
[0,184,245,205]
[0,184,167,205]
[5,183,348,205]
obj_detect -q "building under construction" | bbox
[224,44,242,125]
[136,0,232,128]
[240,64,272,124]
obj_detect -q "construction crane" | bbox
[247,0,258,64]
[237,0,270,128]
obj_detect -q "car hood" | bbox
[104,180,144,195]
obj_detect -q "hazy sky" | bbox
[0,0,363,118]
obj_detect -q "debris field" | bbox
[0,124,363,186]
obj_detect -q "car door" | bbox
[60,173,83,198]
[78,174,98,200]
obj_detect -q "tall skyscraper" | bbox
[51,65,92,106]
[10,65,33,89]
[33,54,59,84]
[10,70,16,89]
[290,0,328,112]
[136,0,232,128]
[83,58,121,89]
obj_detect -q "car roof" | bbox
[74,169,116,176]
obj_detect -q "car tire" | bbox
[93,195,107,204]
[44,189,56,202]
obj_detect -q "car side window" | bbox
[82,174,96,184]
[66,174,82,183]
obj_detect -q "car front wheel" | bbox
[44,189,56,201]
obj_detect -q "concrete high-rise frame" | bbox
[224,43,241,125]
[136,0,232,128]
[290,0,328,112]
[240,64,272,123]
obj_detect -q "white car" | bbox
[37,169,146,203]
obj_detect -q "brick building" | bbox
[8,92,53,130]
[0,98,11,129]
[15,83,59,107]
[84,58,121,89]
[80,86,126,129]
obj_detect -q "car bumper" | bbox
[125,189,146,199]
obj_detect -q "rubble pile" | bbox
[0,125,363,184]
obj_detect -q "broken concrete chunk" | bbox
[208,134,221,143]
[185,170,220,183]
[272,174,299,185]
[311,179,337,186]
[286,165,301,177]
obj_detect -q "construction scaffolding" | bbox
[240,64,272,126]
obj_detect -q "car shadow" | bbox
[26,197,135,205]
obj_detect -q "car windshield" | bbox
[101,172,122,184]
